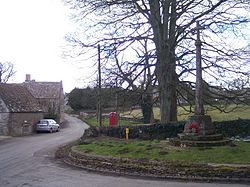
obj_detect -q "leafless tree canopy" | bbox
[0,62,16,83]
[64,0,250,123]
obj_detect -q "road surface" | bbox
[0,114,248,187]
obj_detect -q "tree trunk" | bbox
[149,0,177,123]
[158,54,177,123]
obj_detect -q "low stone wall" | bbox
[99,119,250,140]
[64,145,250,183]
[100,122,185,140]
[58,120,250,183]
[214,119,250,138]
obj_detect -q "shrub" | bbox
[214,119,250,138]
[100,122,186,140]
[99,119,250,140]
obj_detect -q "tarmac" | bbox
[0,135,11,143]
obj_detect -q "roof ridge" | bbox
[0,84,42,112]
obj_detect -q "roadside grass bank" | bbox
[57,115,250,182]
[60,107,250,182]
[59,137,250,183]
[74,137,250,164]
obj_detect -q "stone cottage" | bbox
[23,74,64,123]
[0,84,43,136]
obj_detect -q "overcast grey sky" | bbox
[0,0,92,92]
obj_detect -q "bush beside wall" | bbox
[99,119,250,140]
[100,121,186,140]
[214,119,250,138]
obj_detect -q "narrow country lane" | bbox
[0,114,248,187]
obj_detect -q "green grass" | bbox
[177,104,250,121]
[75,139,250,164]
[83,116,140,127]
[122,105,250,122]
[80,104,250,127]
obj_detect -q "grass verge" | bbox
[74,138,250,164]
[82,116,140,127]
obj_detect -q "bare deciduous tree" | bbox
[0,62,16,83]
[64,0,250,123]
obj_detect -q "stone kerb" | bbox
[63,144,250,183]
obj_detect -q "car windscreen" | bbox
[39,120,48,124]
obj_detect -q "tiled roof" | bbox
[0,84,42,112]
[23,81,63,99]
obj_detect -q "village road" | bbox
[0,114,248,187]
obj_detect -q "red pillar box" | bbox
[109,112,116,126]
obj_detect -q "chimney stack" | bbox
[25,74,31,82]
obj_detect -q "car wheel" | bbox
[49,128,53,133]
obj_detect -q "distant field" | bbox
[122,105,250,122]
[82,116,140,127]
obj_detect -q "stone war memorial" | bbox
[172,22,230,147]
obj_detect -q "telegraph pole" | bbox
[97,44,102,127]
[115,77,119,126]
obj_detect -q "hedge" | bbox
[99,119,250,140]
[214,119,250,138]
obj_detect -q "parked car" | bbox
[36,119,60,133]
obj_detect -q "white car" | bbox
[36,119,60,133]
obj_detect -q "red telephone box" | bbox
[109,112,116,126]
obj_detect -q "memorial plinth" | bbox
[170,22,230,147]
[184,115,214,135]
[171,115,231,147]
